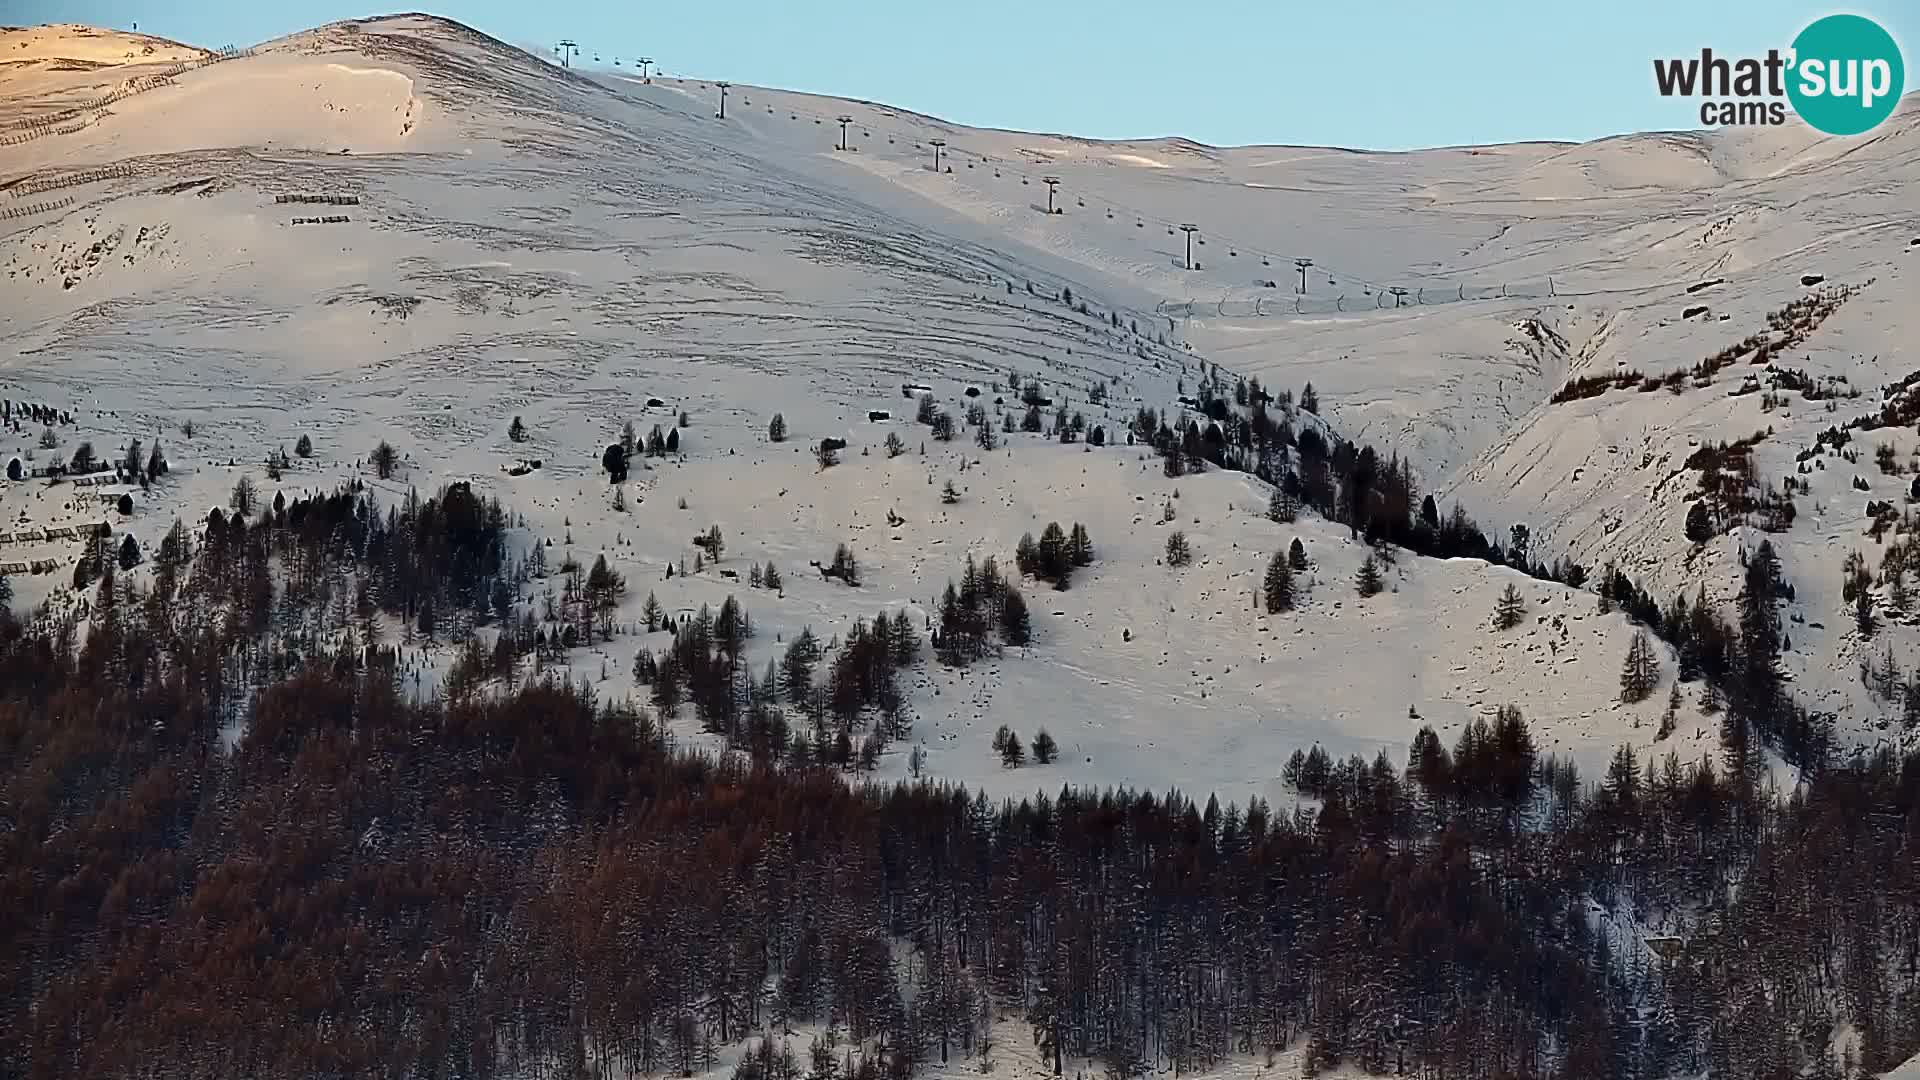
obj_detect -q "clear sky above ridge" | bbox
[12,0,1916,150]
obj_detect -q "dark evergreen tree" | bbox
[1067,523,1093,567]
[1355,554,1383,597]
[1031,729,1057,764]
[999,730,1026,767]
[1263,552,1294,613]
[1165,531,1192,568]
[603,443,629,484]
[1621,629,1659,703]
[1685,499,1713,543]
[999,586,1031,646]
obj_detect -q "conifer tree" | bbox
[230,475,257,517]
[1289,537,1308,569]
[1620,628,1660,703]
[999,587,1031,646]
[1031,729,1057,764]
[1067,523,1093,566]
[1685,499,1713,544]
[999,729,1026,768]
[1165,531,1192,568]
[1494,582,1526,630]
[1355,554,1383,597]
[1658,682,1681,741]
[1038,523,1071,584]
[1263,551,1294,613]
[768,413,787,443]
[1268,487,1297,523]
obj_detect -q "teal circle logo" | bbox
[1787,14,1904,135]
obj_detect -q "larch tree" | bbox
[1494,583,1526,630]
[1620,629,1660,703]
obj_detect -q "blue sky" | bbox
[13,1,1914,149]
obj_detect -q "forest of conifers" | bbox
[4,484,1920,1080]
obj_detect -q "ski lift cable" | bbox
[658,67,1405,295]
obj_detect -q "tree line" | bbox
[6,501,1920,1080]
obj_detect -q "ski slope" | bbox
[2,14,1916,798]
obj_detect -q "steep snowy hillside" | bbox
[1,13,1914,797]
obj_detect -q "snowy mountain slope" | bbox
[1,24,208,69]
[1,14,1914,795]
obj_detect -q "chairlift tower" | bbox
[836,115,854,151]
[1389,287,1410,308]
[638,57,654,82]
[715,81,731,119]
[556,39,578,68]
[1179,224,1200,270]
[1042,176,1061,214]
[929,138,947,172]
[1294,258,1314,294]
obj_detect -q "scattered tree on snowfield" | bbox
[603,443,629,484]
[1264,552,1294,613]
[1355,554,1383,597]
[1494,583,1526,630]
[1165,531,1192,568]
[1032,729,1058,764]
